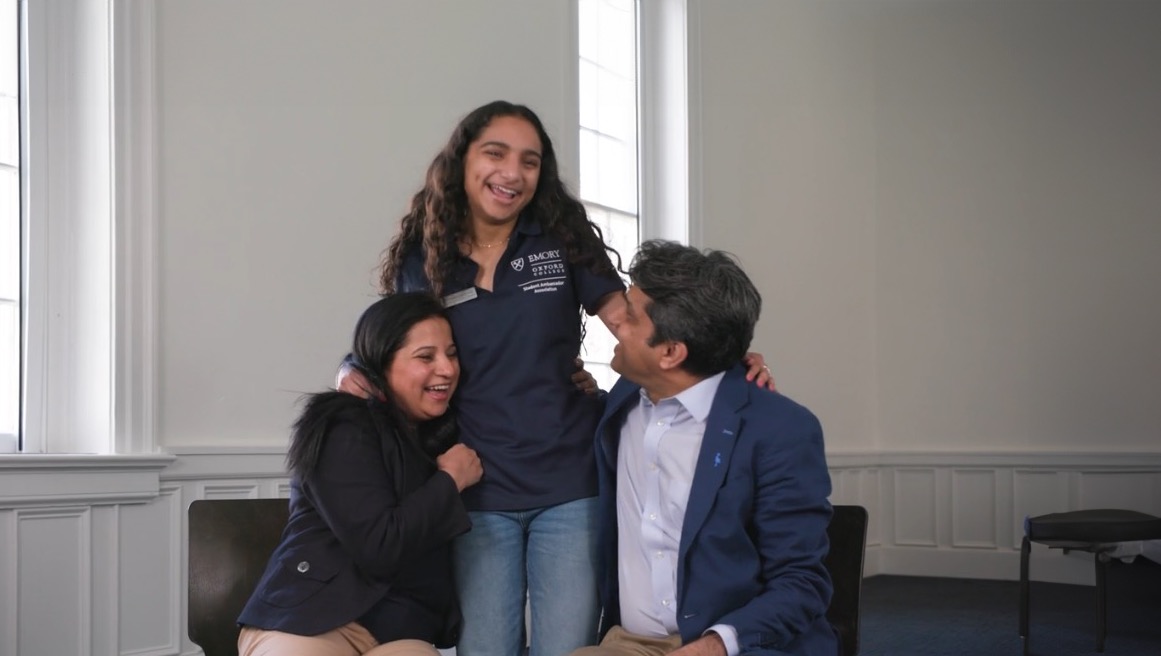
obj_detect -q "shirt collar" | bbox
[637,371,726,423]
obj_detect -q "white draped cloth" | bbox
[1107,540,1161,564]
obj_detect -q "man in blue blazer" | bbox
[578,241,838,656]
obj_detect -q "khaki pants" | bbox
[238,623,441,656]
[569,625,683,656]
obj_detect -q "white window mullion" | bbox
[112,0,159,455]
[18,0,50,454]
[0,0,17,453]
[637,0,689,244]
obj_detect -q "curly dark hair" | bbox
[378,100,621,297]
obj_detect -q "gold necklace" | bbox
[469,234,511,249]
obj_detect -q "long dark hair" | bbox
[285,293,457,480]
[378,100,622,297]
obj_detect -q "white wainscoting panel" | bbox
[1,509,17,656]
[1078,471,1160,512]
[17,507,91,656]
[120,487,182,656]
[856,453,1161,585]
[199,483,262,500]
[893,468,938,546]
[0,450,1158,654]
[951,469,997,548]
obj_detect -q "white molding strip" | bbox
[827,450,1161,469]
[19,0,54,455]
[161,447,289,481]
[0,454,173,508]
[561,0,580,189]
[112,0,160,456]
[638,0,690,244]
[91,504,119,656]
[685,0,703,247]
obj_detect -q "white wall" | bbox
[156,0,577,448]
[696,0,880,452]
[695,0,1161,453]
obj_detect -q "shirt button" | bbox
[649,513,657,520]
[656,420,664,426]
[655,551,663,558]
[296,561,310,573]
[662,599,670,607]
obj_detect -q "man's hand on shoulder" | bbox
[669,633,727,656]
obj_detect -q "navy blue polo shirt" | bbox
[395,214,625,511]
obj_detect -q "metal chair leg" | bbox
[1095,553,1108,652]
[1020,536,1031,655]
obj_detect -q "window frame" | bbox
[1,0,20,453]
[14,0,158,455]
[576,0,641,392]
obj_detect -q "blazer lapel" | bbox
[678,367,749,562]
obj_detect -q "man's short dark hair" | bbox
[629,240,761,377]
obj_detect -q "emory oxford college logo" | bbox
[510,257,525,272]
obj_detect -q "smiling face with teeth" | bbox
[463,115,543,229]
[385,317,460,423]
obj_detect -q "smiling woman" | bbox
[372,100,629,656]
[458,115,544,293]
[236,292,482,656]
[385,316,459,423]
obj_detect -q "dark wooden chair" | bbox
[188,498,290,656]
[1019,508,1161,655]
[826,504,869,656]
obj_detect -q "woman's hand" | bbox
[572,358,600,396]
[438,444,483,492]
[743,352,776,391]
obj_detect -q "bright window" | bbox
[0,0,18,453]
[578,0,639,392]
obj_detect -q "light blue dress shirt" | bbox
[616,372,739,655]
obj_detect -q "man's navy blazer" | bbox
[594,364,839,656]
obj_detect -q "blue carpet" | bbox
[858,560,1161,655]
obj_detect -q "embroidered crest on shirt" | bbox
[516,249,565,294]
[510,257,525,272]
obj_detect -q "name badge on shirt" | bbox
[442,287,478,308]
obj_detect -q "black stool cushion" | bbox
[1026,509,1161,543]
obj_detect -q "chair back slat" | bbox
[826,504,869,656]
[188,498,290,656]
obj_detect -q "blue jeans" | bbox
[453,496,600,656]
